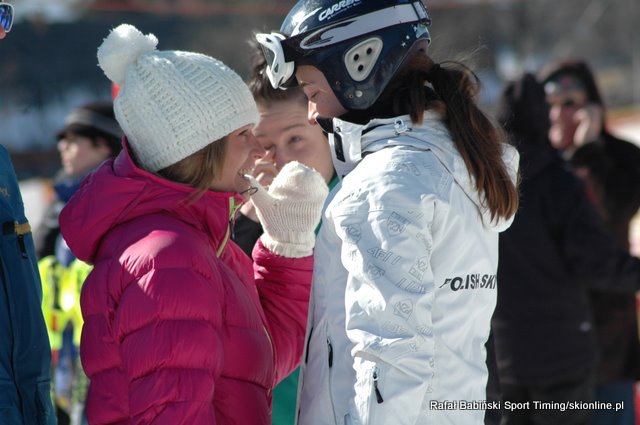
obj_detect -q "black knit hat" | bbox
[56,101,123,156]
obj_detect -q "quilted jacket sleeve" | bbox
[114,264,225,424]
[252,239,313,384]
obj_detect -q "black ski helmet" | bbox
[256,0,431,110]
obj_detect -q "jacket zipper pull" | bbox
[327,338,333,367]
[4,220,29,258]
[229,197,242,241]
[17,234,27,258]
[373,368,384,403]
[394,118,409,135]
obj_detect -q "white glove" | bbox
[245,161,329,258]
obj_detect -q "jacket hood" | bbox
[59,143,242,264]
[325,112,519,232]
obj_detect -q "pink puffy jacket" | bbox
[59,147,312,425]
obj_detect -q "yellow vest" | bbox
[38,256,91,350]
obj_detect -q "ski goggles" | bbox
[0,3,13,33]
[255,32,297,90]
[255,1,431,90]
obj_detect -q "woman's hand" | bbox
[244,161,328,258]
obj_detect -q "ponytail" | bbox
[379,53,519,221]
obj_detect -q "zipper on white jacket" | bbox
[327,337,333,367]
[304,326,313,364]
[373,367,384,404]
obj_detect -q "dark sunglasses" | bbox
[0,3,13,33]
[561,99,579,108]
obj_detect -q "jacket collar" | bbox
[61,141,243,263]
[320,112,519,232]
[321,111,449,179]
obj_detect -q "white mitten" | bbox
[245,161,329,258]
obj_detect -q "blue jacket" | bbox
[0,144,56,424]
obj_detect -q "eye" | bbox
[303,88,318,101]
[289,136,303,144]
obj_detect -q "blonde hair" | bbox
[157,137,228,203]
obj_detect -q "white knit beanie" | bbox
[97,24,260,172]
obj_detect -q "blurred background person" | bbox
[35,101,123,260]
[541,60,640,425]
[35,100,122,425]
[0,2,56,423]
[493,72,640,425]
[232,42,337,425]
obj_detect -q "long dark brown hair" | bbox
[376,51,519,221]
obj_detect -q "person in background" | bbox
[1,146,57,425]
[35,101,123,260]
[256,1,520,423]
[35,100,122,425]
[231,42,337,425]
[493,72,640,425]
[0,3,57,422]
[541,60,640,425]
[59,23,327,424]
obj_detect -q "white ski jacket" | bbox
[296,112,518,425]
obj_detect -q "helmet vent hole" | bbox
[344,37,383,82]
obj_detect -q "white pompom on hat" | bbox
[97,24,260,172]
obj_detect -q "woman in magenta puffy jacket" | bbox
[59,24,328,425]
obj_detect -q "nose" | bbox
[274,153,289,171]
[549,104,562,122]
[263,146,275,160]
[249,132,266,159]
[307,101,318,125]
